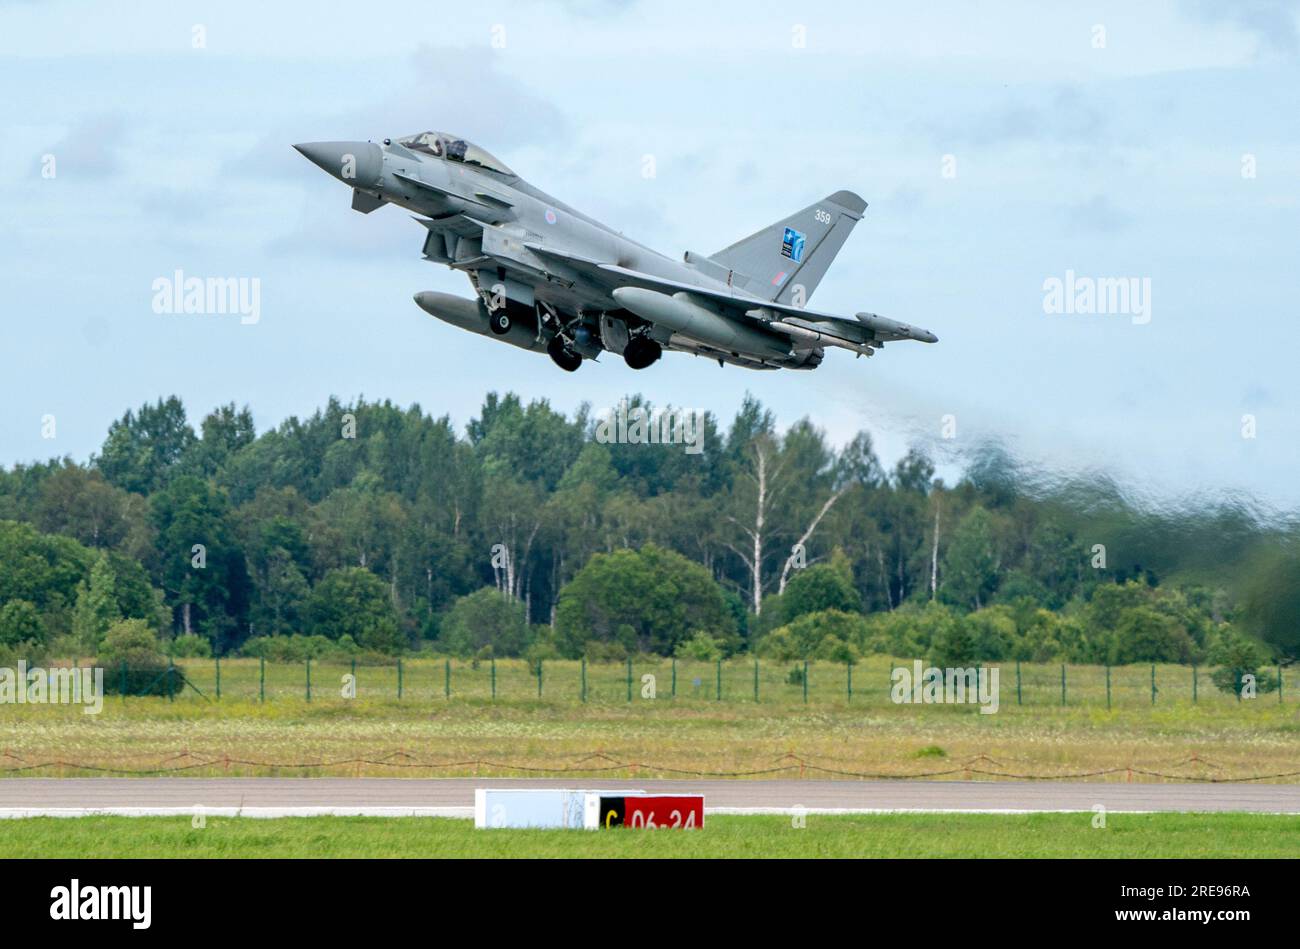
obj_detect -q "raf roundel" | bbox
[544,208,558,225]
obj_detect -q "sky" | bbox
[2,0,1299,509]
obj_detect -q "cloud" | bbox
[36,113,127,177]
[224,45,569,181]
[1181,0,1300,56]
[1065,194,1134,234]
[927,86,1109,148]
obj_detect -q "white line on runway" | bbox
[8,806,1297,819]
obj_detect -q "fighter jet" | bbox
[294,131,937,373]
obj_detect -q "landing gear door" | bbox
[599,314,630,355]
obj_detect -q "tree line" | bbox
[0,393,1295,686]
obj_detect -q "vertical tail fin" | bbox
[707,190,866,305]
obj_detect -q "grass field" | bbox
[2,695,1297,781]
[2,812,1297,858]
[98,655,1287,709]
[3,657,1296,780]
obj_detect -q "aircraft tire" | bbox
[546,336,583,372]
[623,337,662,370]
[488,308,513,335]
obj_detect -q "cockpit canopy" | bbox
[396,132,515,176]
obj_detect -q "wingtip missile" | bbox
[855,312,938,343]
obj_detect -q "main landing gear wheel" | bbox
[488,307,513,335]
[546,335,583,372]
[623,336,662,370]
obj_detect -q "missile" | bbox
[611,287,790,358]
[855,311,939,344]
[762,319,875,357]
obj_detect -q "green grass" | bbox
[2,692,1297,781]
[126,656,1283,709]
[2,813,1297,858]
[4,656,1296,780]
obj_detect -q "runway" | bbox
[1,778,1298,817]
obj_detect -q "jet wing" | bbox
[525,244,937,345]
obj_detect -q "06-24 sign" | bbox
[591,795,704,830]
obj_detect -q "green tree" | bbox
[0,599,45,647]
[1206,625,1277,697]
[555,543,735,656]
[941,507,1000,609]
[98,618,179,696]
[71,555,121,651]
[1111,606,1194,664]
[782,550,861,622]
[149,475,251,649]
[97,396,196,494]
[35,465,133,549]
[759,609,868,660]
[306,567,402,653]
[438,587,530,657]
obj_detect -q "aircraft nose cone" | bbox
[293,141,382,187]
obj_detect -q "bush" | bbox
[438,588,530,657]
[781,551,860,621]
[165,633,212,658]
[759,609,870,661]
[98,618,184,696]
[306,567,403,653]
[0,599,46,648]
[239,633,379,663]
[674,630,723,662]
[555,544,736,657]
[1206,625,1277,697]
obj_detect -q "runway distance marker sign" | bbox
[586,795,705,830]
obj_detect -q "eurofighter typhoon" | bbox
[295,132,937,373]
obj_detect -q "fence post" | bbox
[581,657,587,703]
[1279,664,1284,703]
[1016,660,1022,706]
[306,657,311,703]
[259,656,265,703]
[397,658,403,700]
[491,657,497,700]
[351,658,357,695]
[754,659,759,703]
[671,658,677,697]
[215,656,221,700]
[803,660,809,704]
[537,659,543,699]
[1192,664,1197,704]
[626,657,632,703]
[444,659,450,699]
[1105,663,1111,710]
[715,658,722,701]
[847,662,853,702]
[120,660,126,702]
[167,658,174,702]
[1150,664,1156,705]
[1060,664,1066,706]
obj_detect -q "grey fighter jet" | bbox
[294,132,937,373]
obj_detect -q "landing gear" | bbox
[488,307,513,335]
[623,336,662,370]
[546,334,583,372]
